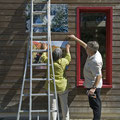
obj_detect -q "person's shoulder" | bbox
[57,58,66,63]
[61,58,67,61]
[59,58,69,64]
[97,51,102,57]
[92,51,103,64]
[95,51,102,60]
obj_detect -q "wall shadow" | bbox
[0,0,28,112]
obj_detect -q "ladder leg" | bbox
[37,113,39,120]
[29,0,33,120]
[49,23,60,120]
[37,116,39,120]
[48,79,50,120]
[47,0,51,120]
[50,48,60,120]
[47,0,60,119]
[17,37,30,120]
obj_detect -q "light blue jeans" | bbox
[51,90,69,120]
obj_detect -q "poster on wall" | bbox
[33,41,68,69]
[25,4,68,32]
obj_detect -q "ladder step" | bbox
[33,23,47,27]
[20,109,57,113]
[31,110,57,113]
[25,78,52,81]
[33,36,47,39]
[32,78,49,81]
[32,93,54,96]
[33,0,48,3]
[31,110,47,113]
[32,63,47,66]
[33,11,46,15]
[22,93,54,97]
[32,49,47,52]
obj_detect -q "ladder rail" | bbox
[17,37,30,120]
[47,0,51,120]
[50,39,60,120]
[48,1,60,119]
[29,0,34,120]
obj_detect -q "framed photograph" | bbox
[25,4,68,32]
[32,41,68,69]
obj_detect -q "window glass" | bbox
[80,13,106,80]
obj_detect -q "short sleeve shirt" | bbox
[83,51,103,88]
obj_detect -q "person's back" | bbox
[40,43,71,120]
[40,44,71,92]
[50,52,71,92]
[53,58,67,79]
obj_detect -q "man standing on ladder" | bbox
[41,43,71,120]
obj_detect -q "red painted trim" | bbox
[102,85,112,88]
[76,8,81,86]
[76,7,113,88]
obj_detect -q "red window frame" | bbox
[76,7,112,88]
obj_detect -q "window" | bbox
[76,7,112,88]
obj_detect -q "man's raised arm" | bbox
[67,35,87,49]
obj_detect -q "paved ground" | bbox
[0,117,48,120]
[0,118,93,120]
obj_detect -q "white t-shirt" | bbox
[83,51,103,88]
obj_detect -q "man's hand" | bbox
[88,88,96,95]
[67,35,76,40]
[67,35,87,49]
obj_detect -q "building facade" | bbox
[0,0,120,119]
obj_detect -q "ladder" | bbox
[17,0,60,120]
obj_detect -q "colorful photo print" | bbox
[32,41,68,69]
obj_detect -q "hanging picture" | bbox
[32,41,69,69]
[25,4,68,32]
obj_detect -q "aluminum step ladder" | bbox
[17,0,60,120]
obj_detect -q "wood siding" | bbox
[0,0,120,119]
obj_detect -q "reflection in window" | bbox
[80,13,106,80]
[25,4,68,32]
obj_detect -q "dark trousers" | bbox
[87,88,101,120]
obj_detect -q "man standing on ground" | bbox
[68,35,103,120]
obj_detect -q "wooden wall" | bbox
[0,0,120,119]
